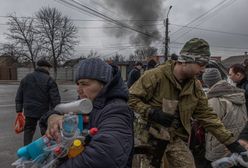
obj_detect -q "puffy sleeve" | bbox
[192,85,235,145]
[59,102,134,168]
[128,70,159,118]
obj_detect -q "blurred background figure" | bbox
[127,61,143,88]
[229,63,248,113]
[170,53,178,61]
[146,59,157,70]
[243,59,248,78]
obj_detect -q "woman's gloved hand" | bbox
[226,141,247,154]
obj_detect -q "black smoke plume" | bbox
[102,0,164,47]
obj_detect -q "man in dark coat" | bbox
[15,59,61,145]
[44,58,134,168]
[127,62,143,88]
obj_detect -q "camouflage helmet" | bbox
[178,38,210,64]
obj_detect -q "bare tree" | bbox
[111,53,125,62]
[132,47,158,61]
[128,54,136,62]
[77,50,100,59]
[6,15,42,68]
[0,43,21,61]
[87,50,100,58]
[35,7,78,79]
[88,50,100,58]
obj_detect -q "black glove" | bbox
[227,141,248,167]
[148,109,174,127]
[226,141,246,154]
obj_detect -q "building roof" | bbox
[222,54,248,68]
[63,57,85,67]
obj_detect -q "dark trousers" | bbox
[24,117,46,145]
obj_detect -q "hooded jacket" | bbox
[205,80,247,161]
[236,77,248,112]
[46,65,134,168]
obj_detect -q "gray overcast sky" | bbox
[0,0,247,60]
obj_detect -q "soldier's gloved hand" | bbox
[226,141,247,154]
[148,109,174,127]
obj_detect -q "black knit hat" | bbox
[75,58,112,83]
[37,59,52,68]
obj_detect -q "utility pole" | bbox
[164,6,172,61]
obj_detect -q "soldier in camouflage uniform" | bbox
[129,38,247,168]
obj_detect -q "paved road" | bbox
[0,84,77,168]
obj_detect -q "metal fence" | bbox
[0,67,17,80]
[1,64,128,82]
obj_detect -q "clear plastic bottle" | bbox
[62,113,78,138]
[54,113,79,158]
[68,139,84,158]
[54,98,93,114]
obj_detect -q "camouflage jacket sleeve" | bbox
[192,83,235,145]
[128,70,159,119]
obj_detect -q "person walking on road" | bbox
[15,59,61,145]
[127,62,143,88]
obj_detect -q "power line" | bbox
[87,0,121,20]
[171,0,233,37]
[172,0,237,40]
[61,0,165,55]
[73,19,163,22]
[170,41,248,50]
[0,15,163,22]
[57,0,155,38]
[3,18,247,37]
[3,18,247,36]
[170,23,248,37]
[77,24,163,29]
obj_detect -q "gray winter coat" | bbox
[205,80,248,161]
